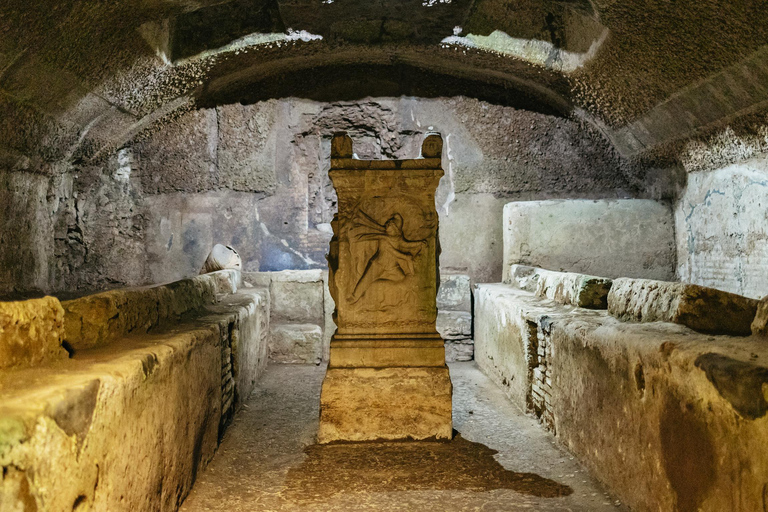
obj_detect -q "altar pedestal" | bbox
[318,132,452,443]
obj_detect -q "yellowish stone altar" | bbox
[318,132,453,443]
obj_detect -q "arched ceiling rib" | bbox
[1,0,767,166]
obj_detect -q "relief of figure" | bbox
[348,209,428,303]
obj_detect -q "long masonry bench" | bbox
[475,266,768,512]
[0,270,270,511]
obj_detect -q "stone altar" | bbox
[318,132,453,443]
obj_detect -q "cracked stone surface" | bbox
[179,363,625,511]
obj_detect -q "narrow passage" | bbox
[180,363,626,511]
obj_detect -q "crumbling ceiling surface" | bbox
[1,0,767,167]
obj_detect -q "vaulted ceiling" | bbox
[1,0,767,168]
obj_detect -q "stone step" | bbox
[269,323,323,364]
[506,264,612,309]
[437,310,472,339]
[608,277,759,336]
[437,274,471,312]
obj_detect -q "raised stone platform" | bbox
[0,271,269,511]
[608,277,759,336]
[474,281,768,512]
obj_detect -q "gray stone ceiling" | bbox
[1,0,767,166]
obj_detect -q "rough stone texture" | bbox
[0,280,269,511]
[475,282,768,512]
[244,270,336,363]
[444,341,474,363]
[319,367,453,443]
[503,199,676,282]
[437,274,474,363]
[437,274,472,312]
[753,298,768,337]
[474,284,560,411]
[269,324,323,365]
[507,264,612,309]
[269,270,324,325]
[0,96,645,299]
[61,270,241,350]
[0,171,52,296]
[437,311,472,340]
[675,153,768,300]
[0,296,68,369]
[608,278,759,336]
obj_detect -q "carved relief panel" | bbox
[327,133,444,337]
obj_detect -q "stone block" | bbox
[608,278,759,336]
[753,297,768,337]
[437,310,472,339]
[0,296,68,369]
[445,341,474,362]
[437,274,472,311]
[62,272,234,350]
[507,265,612,309]
[503,199,675,281]
[269,323,323,364]
[269,270,324,324]
[318,366,453,443]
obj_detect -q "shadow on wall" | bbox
[659,392,716,512]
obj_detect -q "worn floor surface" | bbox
[180,363,626,511]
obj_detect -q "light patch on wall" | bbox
[176,30,323,64]
[437,133,456,215]
[114,148,133,182]
[682,125,768,174]
[138,20,172,65]
[441,28,609,74]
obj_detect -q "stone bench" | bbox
[0,272,269,511]
[474,282,768,512]
[505,264,612,309]
[608,277,759,336]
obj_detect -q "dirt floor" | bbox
[179,362,627,511]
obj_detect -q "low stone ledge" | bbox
[608,278,759,336]
[0,296,68,370]
[269,323,323,364]
[0,286,268,511]
[0,324,222,511]
[62,270,241,350]
[475,281,768,512]
[506,265,612,309]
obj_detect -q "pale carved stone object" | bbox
[318,132,452,443]
[201,244,242,274]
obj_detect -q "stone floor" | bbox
[180,363,626,511]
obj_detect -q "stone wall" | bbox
[475,278,768,512]
[502,199,676,282]
[0,96,646,298]
[0,271,269,510]
[675,152,768,300]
